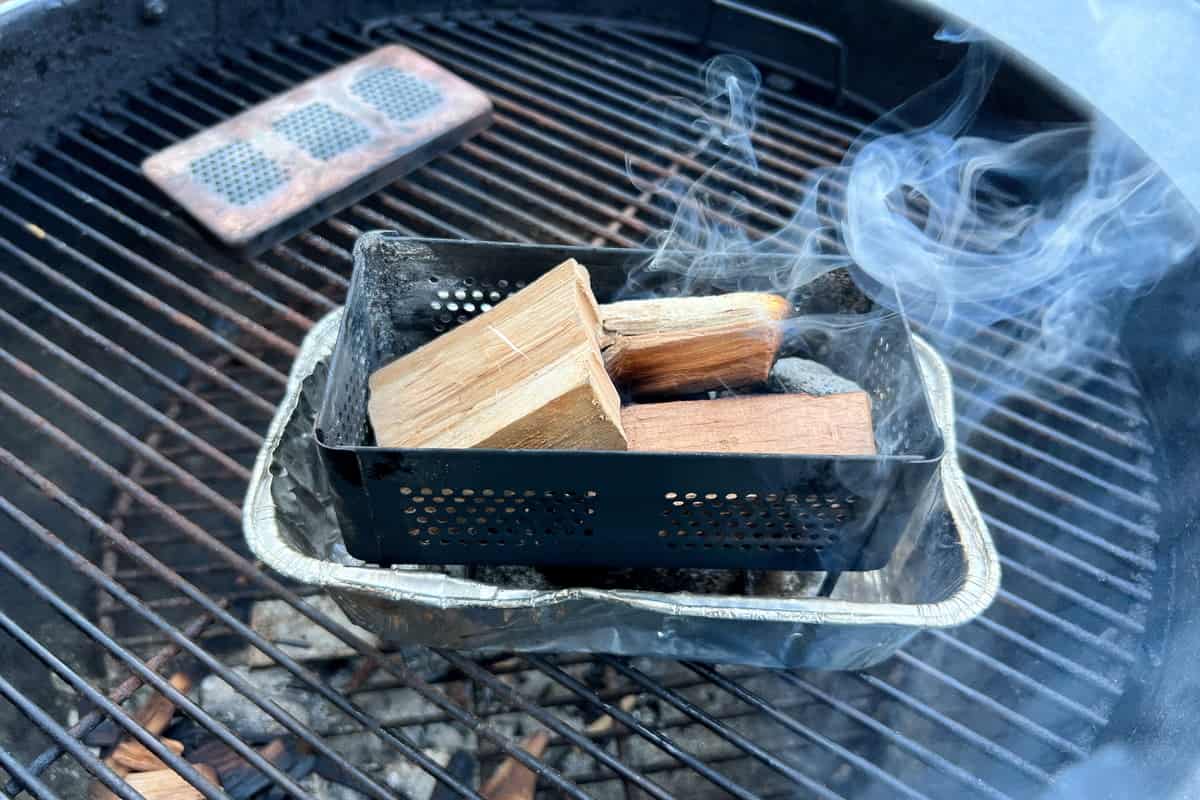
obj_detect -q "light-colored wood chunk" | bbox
[122,764,220,800]
[110,737,185,772]
[622,393,876,455]
[480,729,550,800]
[600,292,791,397]
[134,673,191,737]
[368,259,625,451]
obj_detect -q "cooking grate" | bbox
[0,11,1160,800]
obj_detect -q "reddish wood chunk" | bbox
[622,393,876,455]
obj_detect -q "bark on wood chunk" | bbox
[480,729,550,800]
[122,764,220,800]
[622,393,876,455]
[369,259,626,451]
[600,292,791,397]
[110,736,185,772]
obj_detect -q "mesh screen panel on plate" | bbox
[350,66,443,121]
[187,139,287,205]
[271,101,372,161]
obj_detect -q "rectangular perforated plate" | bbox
[141,46,492,253]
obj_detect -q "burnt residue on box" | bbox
[315,234,943,572]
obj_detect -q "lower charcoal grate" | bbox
[0,11,1160,800]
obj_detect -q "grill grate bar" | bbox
[997,555,1145,634]
[46,135,335,314]
[968,478,1155,570]
[993,589,1135,664]
[0,234,278,414]
[0,451,490,798]
[0,330,249,482]
[960,443,1157,542]
[433,650,680,800]
[0,668,144,800]
[939,351,1151,454]
[583,23,867,140]
[894,652,1089,758]
[0,365,623,797]
[1,609,216,796]
[987,515,1151,602]
[490,652,752,800]
[0,745,59,800]
[593,655,847,800]
[2,162,306,349]
[956,416,1158,509]
[681,662,932,800]
[773,671,1014,800]
[0,494,311,800]
[971,616,1122,695]
[283,29,659,244]
[517,17,853,161]
[447,18,832,187]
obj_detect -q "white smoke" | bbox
[623,41,1197,419]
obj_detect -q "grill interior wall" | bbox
[0,13,1162,800]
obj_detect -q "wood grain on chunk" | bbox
[368,259,627,451]
[600,292,791,397]
[622,393,876,455]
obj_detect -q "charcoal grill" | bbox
[0,2,1188,799]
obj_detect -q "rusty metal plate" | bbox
[142,46,492,253]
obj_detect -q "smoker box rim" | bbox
[244,308,998,629]
[316,233,945,465]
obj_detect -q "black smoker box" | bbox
[316,234,944,572]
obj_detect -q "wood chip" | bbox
[134,673,192,737]
[479,730,550,800]
[622,393,876,455]
[369,259,626,451]
[117,763,219,800]
[601,292,791,397]
[110,736,185,772]
[584,694,638,736]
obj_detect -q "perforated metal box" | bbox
[316,235,945,572]
[141,47,491,253]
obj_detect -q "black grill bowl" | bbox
[315,233,943,570]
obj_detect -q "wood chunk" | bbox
[369,259,626,451]
[480,730,550,800]
[135,673,192,737]
[622,393,876,455]
[110,737,185,772]
[122,763,220,800]
[600,292,791,397]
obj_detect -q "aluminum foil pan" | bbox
[244,309,999,669]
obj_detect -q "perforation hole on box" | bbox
[400,486,598,548]
[427,277,525,333]
[188,140,287,206]
[657,489,858,551]
[351,67,443,122]
[271,102,371,161]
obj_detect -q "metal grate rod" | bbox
[0,236,277,414]
[0,496,307,800]
[4,609,216,794]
